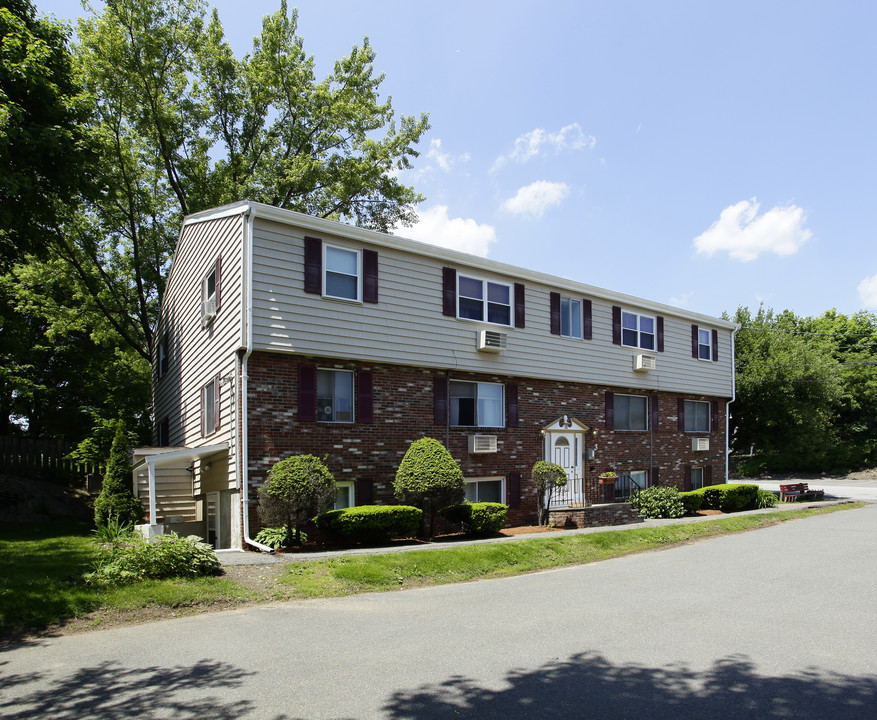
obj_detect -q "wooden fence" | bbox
[0,436,102,487]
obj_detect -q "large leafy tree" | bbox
[63,0,429,363]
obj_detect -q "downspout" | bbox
[726,326,739,483]
[238,206,272,553]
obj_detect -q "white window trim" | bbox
[457,274,513,327]
[621,311,656,350]
[334,480,355,510]
[322,243,362,302]
[465,476,506,504]
[561,297,582,339]
[316,367,355,423]
[449,379,505,428]
[615,393,649,432]
[203,268,217,304]
[684,400,711,433]
[698,328,713,361]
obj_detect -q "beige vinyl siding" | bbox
[134,465,197,522]
[250,217,734,398]
[152,213,244,490]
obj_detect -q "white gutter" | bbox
[726,326,739,481]
[237,208,272,553]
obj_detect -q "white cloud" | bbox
[501,181,570,219]
[858,273,877,308]
[424,138,468,172]
[399,206,496,257]
[493,123,596,170]
[693,198,812,262]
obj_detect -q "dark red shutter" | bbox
[657,316,664,352]
[691,325,699,358]
[549,292,561,335]
[684,465,692,492]
[200,385,207,436]
[507,471,521,508]
[357,369,374,423]
[434,375,448,425]
[605,391,615,430]
[651,467,659,488]
[678,397,686,431]
[214,375,221,430]
[650,395,659,430]
[507,384,518,428]
[442,267,456,317]
[304,236,322,294]
[711,400,719,433]
[214,256,222,312]
[514,283,525,328]
[612,306,622,345]
[298,364,317,421]
[705,465,714,486]
[583,299,592,339]
[363,249,378,303]
[712,329,719,362]
[357,477,374,505]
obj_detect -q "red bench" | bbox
[779,483,825,502]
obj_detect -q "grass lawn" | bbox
[0,503,862,640]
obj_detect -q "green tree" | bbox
[0,0,96,267]
[257,454,336,546]
[729,306,842,472]
[94,420,144,527]
[394,437,465,537]
[531,461,567,526]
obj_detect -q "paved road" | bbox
[1,504,875,719]
[747,476,877,503]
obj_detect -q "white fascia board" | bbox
[145,442,229,469]
[182,200,738,330]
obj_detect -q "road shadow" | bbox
[383,651,875,720]
[0,658,272,719]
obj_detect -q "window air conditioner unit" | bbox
[692,437,710,451]
[477,330,507,353]
[201,299,217,326]
[634,354,656,372]
[468,434,498,454]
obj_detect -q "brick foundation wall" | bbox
[549,503,643,529]
[245,351,728,531]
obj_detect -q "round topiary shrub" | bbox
[394,437,464,537]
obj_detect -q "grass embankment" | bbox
[0,503,862,639]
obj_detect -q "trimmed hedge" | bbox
[314,505,422,543]
[628,487,685,519]
[678,483,760,514]
[440,502,508,535]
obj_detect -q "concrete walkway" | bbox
[219,493,862,566]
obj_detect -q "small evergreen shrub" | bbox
[531,461,567,526]
[678,491,703,514]
[258,455,336,545]
[678,484,761,513]
[440,502,508,535]
[315,505,422,543]
[394,437,465,536]
[628,486,686,519]
[85,532,221,585]
[94,420,144,527]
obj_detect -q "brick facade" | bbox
[245,350,728,529]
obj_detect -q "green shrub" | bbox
[315,505,422,543]
[678,490,703,514]
[628,486,686,519]
[756,488,778,509]
[678,484,761,513]
[258,455,336,545]
[253,526,308,549]
[394,437,464,536]
[85,532,220,585]
[94,420,144,527]
[531,461,567,526]
[440,502,508,535]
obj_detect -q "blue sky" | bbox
[39,0,877,319]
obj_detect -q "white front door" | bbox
[548,432,583,502]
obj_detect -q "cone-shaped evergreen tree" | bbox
[94,420,143,526]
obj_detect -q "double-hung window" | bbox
[450,380,504,427]
[201,376,220,436]
[561,297,582,338]
[465,477,505,503]
[622,311,655,350]
[615,394,648,431]
[690,467,705,490]
[698,328,713,360]
[458,275,512,325]
[316,369,354,422]
[684,400,711,432]
[324,245,361,301]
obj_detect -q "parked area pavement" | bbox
[219,491,866,566]
[2,499,874,719]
